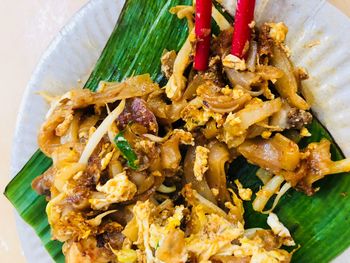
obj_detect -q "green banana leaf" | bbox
[5,0,350,262]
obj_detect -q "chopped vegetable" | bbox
[252,175,285,212]
[165,30,194,100]
[256,168,273,184]
[194,0,212,70]
[262,182,292,214]
[157,184,177,193]
[114,131,139,170]
[211,4,231,31]
[267,213,295,246]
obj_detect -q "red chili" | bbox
[231,0,256,58]
[194,0,212,71]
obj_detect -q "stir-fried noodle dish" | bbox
[32,3,350,263]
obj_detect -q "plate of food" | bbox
[6,0,350,262]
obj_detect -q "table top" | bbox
[0,0,348,262]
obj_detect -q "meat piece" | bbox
[109,208,134,226]
[271,100,312,130]
[155,229,187,263]
[97,222,125,249]
[253,230,283,251]
[118,98,158,133]
[66,186,90,210]
[212,28,234,58]
[198,56,226,87]
[287,108,312,129]
[296,180,317,196]
[258,24,274,57]
[76,138,107,189]
[31,167,55,198]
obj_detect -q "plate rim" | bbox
[10,0,123,261]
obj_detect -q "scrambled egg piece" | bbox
[156,229,187,263]
[261,131,272,139]
[56,113,74,136]
[100,148,115,170]
[135,140,156,152]
[234,236,291,262]
[222,54,247,71]
[219,112,246,148]
[173,129,195,145]
[47,193,94,241]
[267,213,295,246]
[131,196,247,262]
[90,172,137,210]
[250,250,290,263]
[149,205,185,248]
[133,200,155,263]
[193,146,210,181]
[122,194,293,263]
[221,86,233,96]
[234,180,252,201]
[226,189,245,224]
[182,105,223,131]
[225,113,242,131]
[211,188,219,196]
[132,201,187,263]
[160,50,176,79]
[186,210,244,262]
[267,22,288,44]
[300,127,311,137]
[52,211,95,241]
[116,248,138,263]
[221,86,246,100]
[63,237,114,263]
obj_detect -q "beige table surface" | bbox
[0,0,349,262]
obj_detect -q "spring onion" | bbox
[114,132,139,170]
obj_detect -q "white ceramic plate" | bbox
[10,0,350,262]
